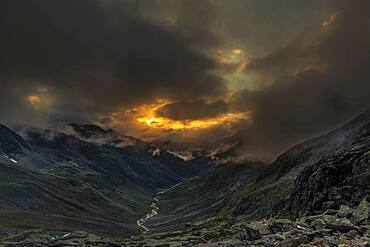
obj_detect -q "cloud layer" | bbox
[232,0,370,159]
[0,0,225,124]
[0,0,369,160]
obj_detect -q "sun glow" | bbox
[26,90,54,110]
[27,95,53,110]
[137,113,247,130]
[27,95,42,106]
[213,48,245,64]
[125,100,248,130]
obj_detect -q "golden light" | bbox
[137,112,247,130]
[232,49,243,55]
[213,48,245,64]
[120,99,248,131]
[26,93,54,110]
[27,95,42,106]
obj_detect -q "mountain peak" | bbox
[67,123,112,139]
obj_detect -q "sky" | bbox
[0,0,369,160]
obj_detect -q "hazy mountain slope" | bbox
[260,109,370,181]
[228,110,370,218]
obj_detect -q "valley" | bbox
[0,110,369,246]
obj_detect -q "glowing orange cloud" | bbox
[26,90,54,110]
[27,95,42,106]
[137,112,247,130]
[116,99,248,131]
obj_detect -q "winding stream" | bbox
[136,196,160,232]
[136,183,181,233]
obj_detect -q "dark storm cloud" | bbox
[233,0,370,160]
[0,0,225,124]
[138,0,329,57]
[0,0,368,162]
[156,99,229,121]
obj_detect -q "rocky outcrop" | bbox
[285,122,370,216]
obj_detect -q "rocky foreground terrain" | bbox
[0,200,369,246]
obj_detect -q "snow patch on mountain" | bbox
[167,150,195,161]
[148,147,161,156]
[207,142,240,161]
[3,154,18,164]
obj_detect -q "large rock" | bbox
[351,199,370,225]
[243,227,261,240]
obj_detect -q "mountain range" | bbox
[0,110,369,246]
[0,123,210,236]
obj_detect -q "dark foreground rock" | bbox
[121,212,370,247]
[2,208,369,247]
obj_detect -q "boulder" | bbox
[337,204,353,218]
[351,199,369,225]
[270,219,294,233]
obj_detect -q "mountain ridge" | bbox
[0,123,211,236]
